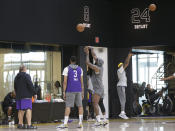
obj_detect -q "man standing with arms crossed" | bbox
[57,56,84,129]
[117,52,133,119]
[84,47,107,126]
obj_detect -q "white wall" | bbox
[93,47,109,118]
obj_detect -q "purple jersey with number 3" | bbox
[66,66,82,92]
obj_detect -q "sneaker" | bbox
[92,121,103,127]
[119,113,129,119]
[17,124,25,129]
[56,124,68,129]
[77,123,83,128]
[11,120,15,125]
[27,125,37,129]
[68,120,73,123]
[103,120,109,126]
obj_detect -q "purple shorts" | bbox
[16,99,32,110]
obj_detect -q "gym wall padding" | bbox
[0,0,175,47]
[0,0,113,47]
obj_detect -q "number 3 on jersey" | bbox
[73,70,77,77]
[73,70,78,81]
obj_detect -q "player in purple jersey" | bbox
[57,56,84,129]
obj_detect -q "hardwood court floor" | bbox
[1,117,175,131]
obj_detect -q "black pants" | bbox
[99,98,105,113]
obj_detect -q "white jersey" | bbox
[117,66,127,87]
[173,73,175,77]
[62,66,83,76]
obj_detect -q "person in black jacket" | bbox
[2,91,16,122]
[14,65,37,129]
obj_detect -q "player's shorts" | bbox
[93,87,104,98]
[16,99,32,110]
[65,92,82,107]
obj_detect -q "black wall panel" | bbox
[0,0,113,47]
[112,0,175,47]
[0,0,174,47]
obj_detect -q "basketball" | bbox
[76,23,85,32]
[149,4,157,12]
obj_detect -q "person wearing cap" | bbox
[117,52,133,119]
[84,46,107,126]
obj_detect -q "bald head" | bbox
[19,65,27,72]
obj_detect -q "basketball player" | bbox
[98,97,108,125]
[87,71,107,123]
[56,56,84,129]
[84,47,107,126]
[117,52,133,119]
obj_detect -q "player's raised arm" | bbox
[84,47,99,73]
[123,52,133,70]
